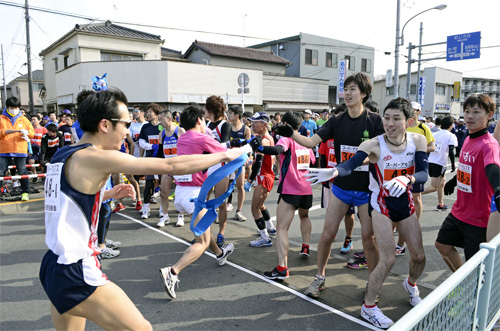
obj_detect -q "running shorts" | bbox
[174,185,201,214]
[331,184,369,207]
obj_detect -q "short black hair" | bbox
[435,116,442,126]
[76,89,128,133]
[344,73,372,103]
[282,111,303,130]
[77,89,96,106]
[228,105,243,119]
[180,106,204,130]
[441,116,454,130]
[243,111,253,118]
[383,97,413,120]
[159,110,172,119]
[365,100,380,113]
[46,123,58,133]
[6,96,21,108]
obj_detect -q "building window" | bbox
[54,59,58,71]
[386,86,394,96]
[32,82,44,91]
[326,52,338,68]
[63,55,69,69]
[410,84,417,95]
[436,85,446,96]
[100,52,143,62]
[345,55,355,70]
[361,58,371,73]
[305,49,318,66]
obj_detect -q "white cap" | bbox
[304,109,312,115]
[418,116,426,121]
[411,102,422,111]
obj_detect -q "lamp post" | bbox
[393,2,447,99]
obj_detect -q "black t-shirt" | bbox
[208,120,231,143]
[41,132,64,161]
[58,124,73,146]
[317,109,385,191]
[139,123,161,157]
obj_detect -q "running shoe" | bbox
[436,204,449,211]
[340,237,353,254]
[159,267,180,299]
[159,206,164,218]
[250,236,272,247]
[21,193,29,201]
[150,197,158,204]
[157,216,170,228]
[135,200,143,211]
[226,202,233,212]
[354,251,365,259]
[112,203,125,213]
[168,193,175,201]
[300,246,310,256]
[140,204,150,219]
[264,266,289,280]
[402,279,422,306]
[131,200,137,207]
[234,211,247,222]
[216,243,234,266]
[153,187,161,198]
[100,246,120,259]
[305,276,325,298]
[267,229,277,238]
[105,239,121,249]
[346,256,368,269]
[395,245,406,256]
[176,214,184,227]
[360,304,394,329]
[216,233,225,248]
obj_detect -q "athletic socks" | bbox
[262,208,270,220]
[255,217,266,230]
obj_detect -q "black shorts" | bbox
[428,163,446,178]
[436,213,487,261]
[279,194,313,210]
[411,182,425,193]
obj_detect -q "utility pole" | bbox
[393,0,401,98]
[25,0,34,114]
[1,44,7,109]
[415,22,423,102]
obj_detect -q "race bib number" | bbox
[383,166,415,182]
[340,145,368,172]
[457,163,472,193]
[174,174,192,183]
[44,163,63,213]
[163,144,177,158]
[48,138,59,147]
[433,141,442,154]
[327,148,337,167]
[148,135,159,145]
[296,149,310,170]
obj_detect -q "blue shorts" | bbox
[39,250,107,314]
[492,196,497,213]
[331,184,370,207]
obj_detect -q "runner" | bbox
[487,122,500,242]
[157,110,186,227]
[39,89,246,330]
[307,97,428,328]
[254,111,316,279]
[40,124,64,167]
[29,113,47,182]
[275,73,384,298]
[247,112,277,247]
[437,93,500,271]
[129,105,147,210]
[159,105,250,299]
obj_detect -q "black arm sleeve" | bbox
[219,122,232,143]
[448,145,455,166]
[58,133,64,148]
[413,151,429,184]
[259,145,285,155]
[486,164,500,191]
[320,154,327,168]
[336,151,368,177]
[249,154,263,181]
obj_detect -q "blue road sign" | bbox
[447,31,481,61]
[418,77,425,107]
[338,60,346,98]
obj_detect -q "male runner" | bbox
[29,113,47,182]
[157,110,186,227]
[307,97,428,328]
[39,89,246,330]
[275,73,384,298]
[129,105,147,210]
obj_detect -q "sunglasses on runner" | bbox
[109,118,132,128]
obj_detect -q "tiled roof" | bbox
[74,20,162,42]
[161,47,182,57]
[190,40,291,65]
[13,69,44,81]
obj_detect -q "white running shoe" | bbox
[100,246,120,259]
[234,211,247,222]
[141,204,150,219]
[159,267,180,299]
[105,239,121,249]
[226,202,233,211]
[216,243,234,266]
[176,214,185,227]
[157,215,170,228]
[360,304,394,329]
[402,278,422,306]
[159,205,164,218]
[250,236,272,247]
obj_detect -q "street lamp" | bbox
[393,2,447,98]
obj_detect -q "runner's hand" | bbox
[229,139,247,148]
[248,136,262,151]
[274,124,294,138]
[304,168,337,185]
[110,183,136,200]
[444,175,457,195]
[383,176,410,197]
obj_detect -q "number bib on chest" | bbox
[382,161,415,182]
[163,144,177,158]
[44,163,63,213]
[340,145,368,171]
[327,148,337,167]
[296,149,310,170]
[457,163,472,193]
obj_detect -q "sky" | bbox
[1,0,499,85]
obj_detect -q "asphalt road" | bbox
[0,168,459,330]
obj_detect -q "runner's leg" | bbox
[276,200,296,268]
